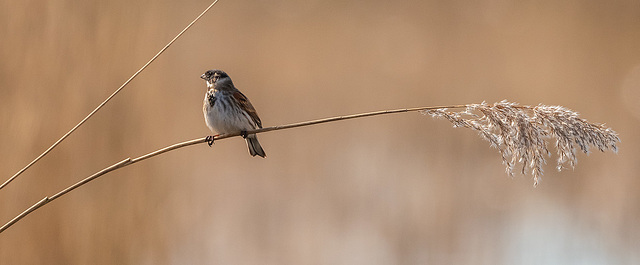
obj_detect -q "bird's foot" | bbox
[240,130,248,139]
[206,135,215,147]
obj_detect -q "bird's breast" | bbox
[203,91,253,134]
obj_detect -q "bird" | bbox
[201,69,266,157]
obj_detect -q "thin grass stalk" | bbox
[0,0,221,191]
[0,102,619,233]
[0,105,464,233]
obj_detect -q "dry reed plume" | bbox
[424,101,620,186]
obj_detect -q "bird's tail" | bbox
[245,134,266,158]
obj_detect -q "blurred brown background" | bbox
[1,0,639,264]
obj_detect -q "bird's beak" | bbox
[200,74,206,80]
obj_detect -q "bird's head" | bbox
[201,69,231,89]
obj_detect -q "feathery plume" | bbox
[423,101,620,186]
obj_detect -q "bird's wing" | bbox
[233,90,263,128]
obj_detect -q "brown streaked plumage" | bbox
[201,69,266,157]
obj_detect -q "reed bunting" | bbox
[201,69,266,157]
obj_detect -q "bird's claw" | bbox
[206,135,215,147]
[240,130,248,139]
